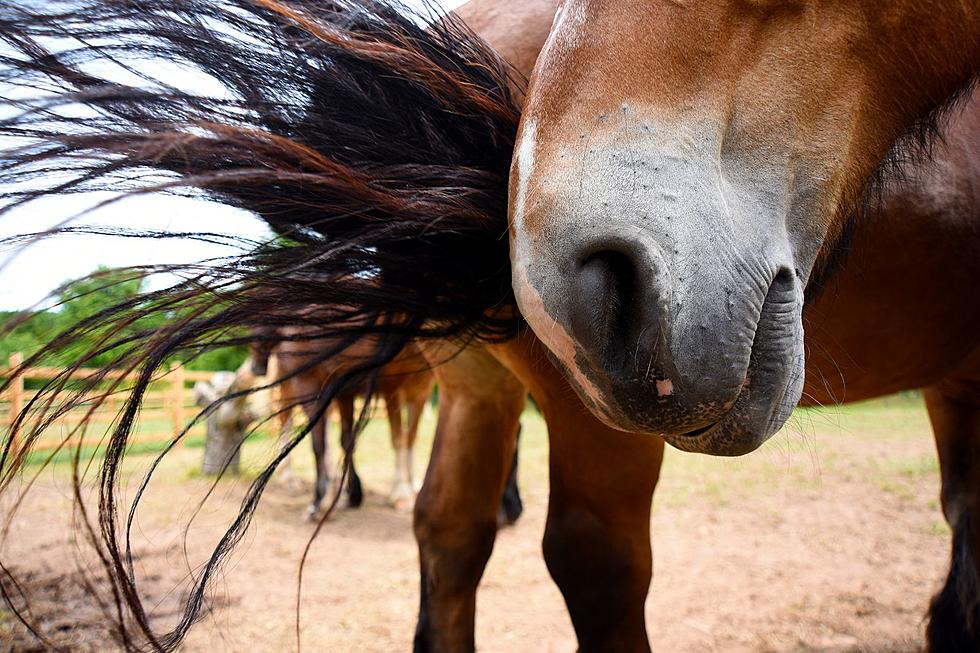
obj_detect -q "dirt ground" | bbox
[0,394,950,652]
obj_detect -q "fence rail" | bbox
[1,353,217,452]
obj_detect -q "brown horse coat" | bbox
[405,2,980,651]
[254,328,434,516]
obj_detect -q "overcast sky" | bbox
[0,0,468,311]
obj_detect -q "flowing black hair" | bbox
[0,0,523,649]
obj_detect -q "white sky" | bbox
[0,0,468,311]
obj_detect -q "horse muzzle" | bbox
[510,142,807,454]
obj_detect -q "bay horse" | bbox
[414,1,980,651]
[250,327,436,516]
[248,327,524,524]
[0,1,977,652]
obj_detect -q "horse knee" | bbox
[543,505,647,599]
[542,504,651,652]
[413,491,497,653]
[414,493,497,589]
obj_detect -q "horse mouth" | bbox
[660,361,798,457]
[662,411,741,455]
[679,422,717,438]
[661,282,804,456]
[661,404,733,453]
[657,356,761,455]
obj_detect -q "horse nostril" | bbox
[772,267,795,291]
[570,249,638,369]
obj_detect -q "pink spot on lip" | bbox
[656,379,674,397]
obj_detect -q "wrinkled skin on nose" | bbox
[511,109,806,455]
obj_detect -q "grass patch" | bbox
[927,521,951,537]
[657,393,936,508]
[9,393,937,511]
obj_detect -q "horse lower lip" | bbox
[672,369,749,439]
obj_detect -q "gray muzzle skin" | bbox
[512,112,813,455]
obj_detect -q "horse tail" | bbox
[0,0,521,649]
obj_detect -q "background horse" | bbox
[248,327,524,524]
[250,326,435,515]
[0,1,977,652]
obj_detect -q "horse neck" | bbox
[862,3,979,128]
[454,0,557,80]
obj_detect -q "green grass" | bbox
[656,392,935,508]
[792,392,929,438]
[12,393,936,512]
[927,521,951,537]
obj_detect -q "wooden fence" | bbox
[1,352,218,452]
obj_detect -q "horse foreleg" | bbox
[413,344,525,653]
[386,390,413,511]
[336,394,364,509]
[541,396,663,653]
[305,401,331,521]
[925,379,980,652]
[276,406,299,490]
[492,332,662,653]
[404,382,431,489]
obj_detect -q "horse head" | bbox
[509,0,980,454]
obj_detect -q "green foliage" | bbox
[0,310,57,364]
[185,343,249,372]
[0,266,246,372]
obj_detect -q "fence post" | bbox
[170,362,186,440]
[7,352,23,428]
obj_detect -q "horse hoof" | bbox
[347,479,364,509]
[497,504,522,528]
[391,495,414,513]
[496,508,510,528]
[306,505,319,522]
[389,484,416,512]
[336,493,353,510]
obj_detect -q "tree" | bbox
[0,266,248,371]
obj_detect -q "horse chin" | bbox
[663,346,805,456]
[661,408,773,457]
[557,323,806,457]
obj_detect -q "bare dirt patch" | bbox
[1,395,948,652]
